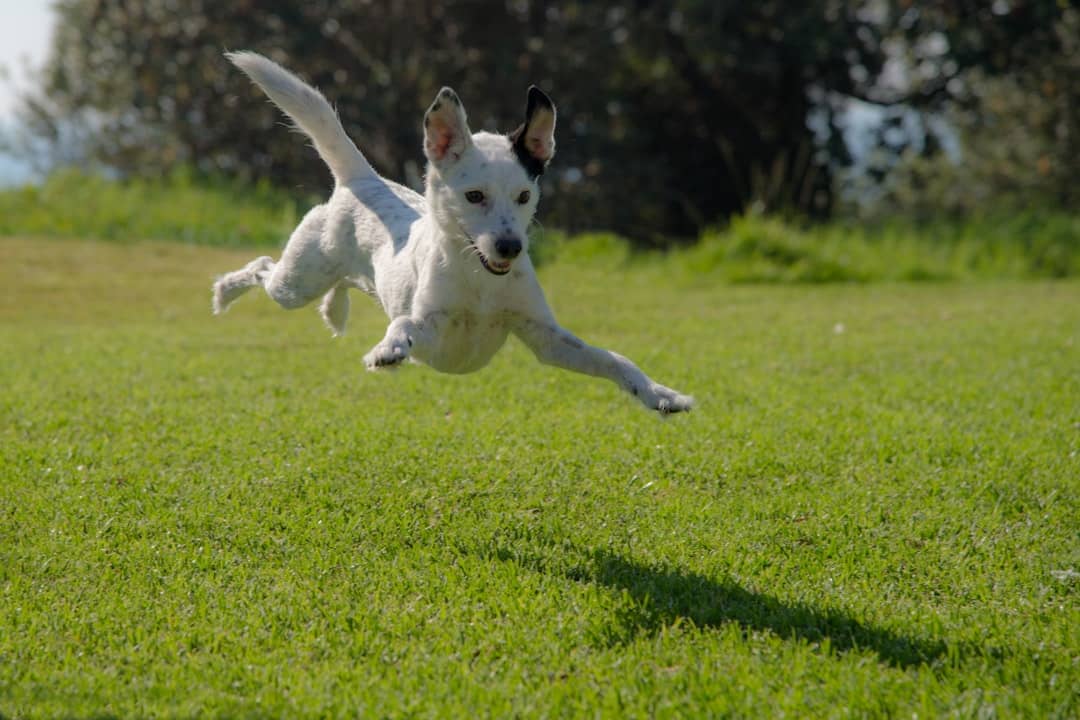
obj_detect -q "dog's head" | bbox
[422,86,556,276]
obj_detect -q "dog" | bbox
[213,52,693,414]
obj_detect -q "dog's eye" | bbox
[517,190,531,205]
[465,190,485,204]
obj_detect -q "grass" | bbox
[674,211,1080,281]
[1,235,1078,718]
[1,170,1077,280]
[0,169,308,248]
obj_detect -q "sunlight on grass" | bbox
[1,237,1078,717]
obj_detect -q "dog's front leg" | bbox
[363,314,440,370]
[513,317,693,414]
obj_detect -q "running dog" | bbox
[213,52,693,414]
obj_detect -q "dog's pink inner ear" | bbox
[424,89,471,164]
[524,109,555,162]
[426,115,472,163]
[426,117,458,161]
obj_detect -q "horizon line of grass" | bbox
[1,168,1077,282]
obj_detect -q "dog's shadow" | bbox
[479,531,967,669]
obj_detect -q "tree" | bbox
[851,1,1078,216]
[13,1,1074,244]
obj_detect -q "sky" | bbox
[0,0,54,117]
[0,0,55,184]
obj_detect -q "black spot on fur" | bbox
[510,128,546,179]
[431,100,442,113]
[509,85,555,179]
[525,85,554,117]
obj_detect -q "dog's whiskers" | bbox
[460,243,484,261]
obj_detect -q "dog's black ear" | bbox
[509,86,556,178]
[424,87,473,168]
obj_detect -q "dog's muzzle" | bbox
[467,237,514,276]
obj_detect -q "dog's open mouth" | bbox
[479,255,512,275]
[468,241,512,276]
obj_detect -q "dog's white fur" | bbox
[213,52,692,414]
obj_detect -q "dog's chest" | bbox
[418,309,512,374]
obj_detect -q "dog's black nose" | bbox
[494,236,522,259]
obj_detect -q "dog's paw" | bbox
[640,383,694,415]
[363,341,410,370]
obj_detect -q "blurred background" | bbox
[0,0,1076,258]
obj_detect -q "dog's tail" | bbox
[226,51,374,185]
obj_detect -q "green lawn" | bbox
[1,236,1077,718]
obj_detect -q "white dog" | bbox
[213,52,692,414]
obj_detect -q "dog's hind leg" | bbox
[320,283,350,336]
[212,255,274,314]
[213,204,348,317]
[261,204,350,311]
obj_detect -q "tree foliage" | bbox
[14,0,1076,244]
